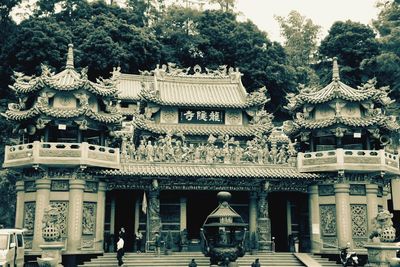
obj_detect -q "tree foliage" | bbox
[365,0,400,96]
[317,20,380,86]
[275,10,321,86]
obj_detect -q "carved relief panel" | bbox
[225,110,242,125]
[49,201,69,237]
[351,204,367,248]
[160,107,178,124]
[319,205,336,236]
[24,202,36,236]
[82,202,97,235]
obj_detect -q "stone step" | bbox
[309,254,343,267]
[79,252,305,267]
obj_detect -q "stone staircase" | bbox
[307,254,343,267]
[79,251,306,267]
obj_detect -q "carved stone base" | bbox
[364,242,399,267]
[257,217,271,251]
[38,242,64,267]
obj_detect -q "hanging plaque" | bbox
[178,109,225,124]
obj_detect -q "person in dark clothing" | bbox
[116,236,124,266]
[154,232,161,257]
[135,230,143,253]
[251,258,261,267]
[188,258,197,267]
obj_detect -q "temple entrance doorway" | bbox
[105,190,138,252]
[269,192,309,252]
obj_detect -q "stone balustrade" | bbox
[297,148,400,174]
[3,141,119,169]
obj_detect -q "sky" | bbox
[235,0,381,43]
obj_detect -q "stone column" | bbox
[334,183,352,248]
[308,185,321,253]
[15,181,25,228]
[148,179,161,242]
[249,192,257,235]
[257,190,271,251]
[95,182,106,251]
[391,177,400,210]
[32,179,51,251]
[366,183,379,233]
[67,179,85,252]
[180,197,187,231]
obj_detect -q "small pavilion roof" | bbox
[9,44,120,97]
[285,58,395,112]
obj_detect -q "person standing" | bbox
[135,230,143,253]
[154,232,161,257]
[251,258,261,267]
[188,258,197,267]
[117,236,124,266]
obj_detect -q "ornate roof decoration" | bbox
[132,114,273,137]
[9,44,121,97]
[100,163,322,179]
[134,63,269,108]
[285,58,395,112]
[283,113,400,135]
[4,96,123,123]
[283,58,400,134]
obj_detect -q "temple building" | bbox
[2,46,400,261]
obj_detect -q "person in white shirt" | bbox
[117,236,124,266]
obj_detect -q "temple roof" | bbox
[118,64,269,108]
[100,163,322,179]
[117,74,150,101]
[9,44,120,97]
[284,112,400,135]
[4,100,123,124]
[285,58,395,112]
[133,115,273,137]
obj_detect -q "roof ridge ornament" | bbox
[66,44,74,69]
[332,57,340,82]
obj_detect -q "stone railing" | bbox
[297,149,400,174]
[3,141,119,169]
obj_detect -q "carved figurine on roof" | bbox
[283,57,400,153]
[133,63,274,148]
[3,44,123,145]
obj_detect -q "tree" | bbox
[275,11,321,86]
[317,20,380,86]
[364,0,400,96]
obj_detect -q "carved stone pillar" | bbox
[308,184,321,253]
[148,179,161,242]
[334,183,352,248]
[391,177,400,210]
[257,188,271,251]
[180,197,187,231]
[95,182,106,251]
[249,192,257,235]
[15,181,25,228]
[32,179,51,251]
[366,183,379,233]
[67,179,85,252]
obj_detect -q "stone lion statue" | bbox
[369,209,396,242]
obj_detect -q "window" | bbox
[9,234,15,248]
[17,234,23,248]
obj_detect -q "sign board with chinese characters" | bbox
[178,109,225,124]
